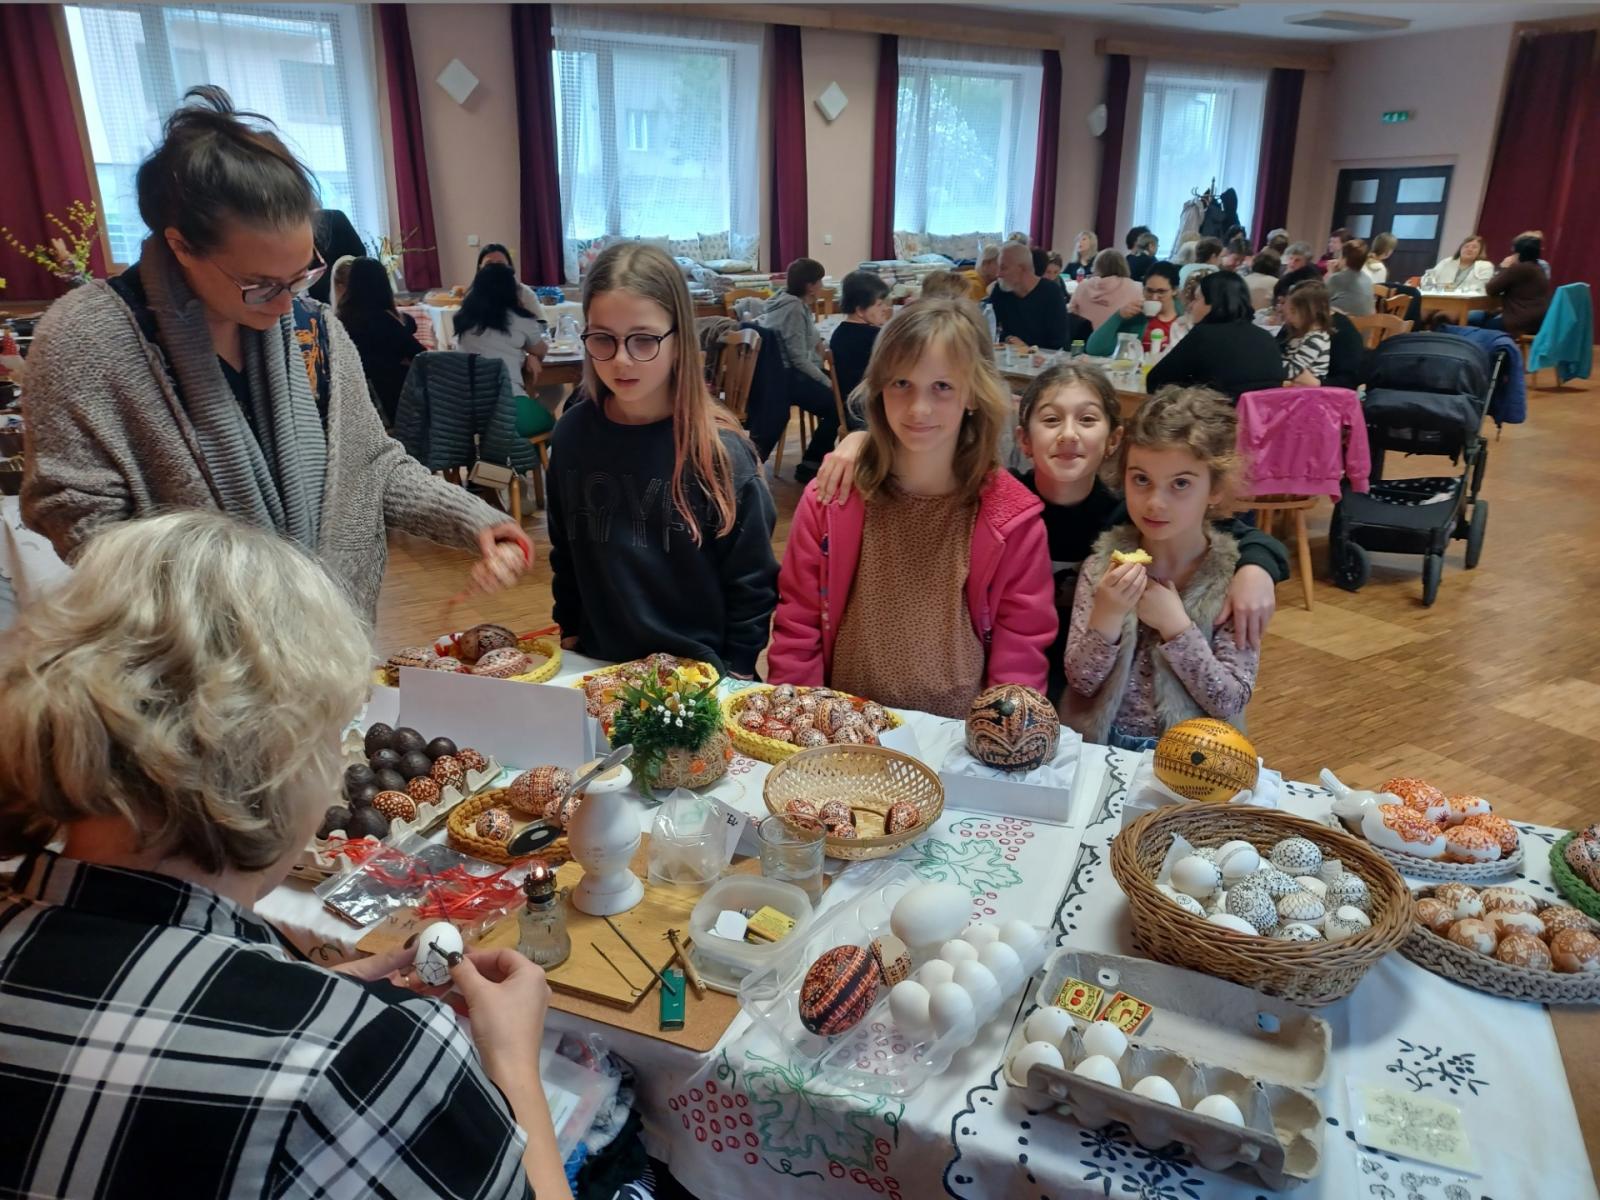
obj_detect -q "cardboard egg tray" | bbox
[1002,950,1330,1191]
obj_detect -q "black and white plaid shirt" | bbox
[0,852,532,1199]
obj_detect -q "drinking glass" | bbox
[757,815,825,904]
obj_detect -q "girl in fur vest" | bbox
[1060,387,1258,750]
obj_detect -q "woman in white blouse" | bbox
[1422,235,1494,293]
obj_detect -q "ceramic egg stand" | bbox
[565,766,644,916]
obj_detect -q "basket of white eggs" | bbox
[1111,804,1411,1007]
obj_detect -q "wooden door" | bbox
[1330,166,1454,283]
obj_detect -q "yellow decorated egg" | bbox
[1153,719,1259,803]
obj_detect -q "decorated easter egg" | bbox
[884,801,923,835]
[1485,910,1545,941]
[472,647,533,678]
[1439,793,1491,827]
[1326,873,1371,914]
[1250,866,1302,900]
[1446,918,1497,956]
[372,790,416,822]
[1324,906,1372,942]
[1276,890,1326,928]
[1479,886,1539,915]
[1495,932,1552,970]
[386,647,436,674]
[1382,777,1448,821]
[795,728,832,749]
[817,799,854,828]
[507,766,571,817]
[1216,840,1262,883]
[1550,929,1600,974]
[1225,885,1279,934]
[1270,837,1323,875]
[965,684,1060,772]
[860,701,890,732]
[1462,814,1519,856]
[1363,803,1446,860]
[1414,898,1455,935]
[1153,719,1258,803]
[784,799,819,823]
[799,945,881,1036]
[474,807,514,843]
[1273,922,1323,943]
[427,657,466,673]
[1442,825,1502,864]
[1541,905,1591,940]
[457,747,488,773]
[431,755,466,792]
[458,623,518,664]
[870,934,912,987]
[413,921,464,986]
[406,777,442,807]
[737,708,768,731]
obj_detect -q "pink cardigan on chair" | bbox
[1237,386,1372,500]
[767,471,1057,693]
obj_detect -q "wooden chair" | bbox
[1516,332,1547,389]
[1381,292,1412,319]
[723,288,767,319]
[1348,313,1412,350]
[713,328,761,421]
[811,287,837,317]
[1405,276,1422,288]
[525,431,552,511]
[1247,500,1318,612]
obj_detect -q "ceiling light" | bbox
[1285,10,1413,33]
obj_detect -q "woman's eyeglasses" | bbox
[209,250,327,306]
[580,328,676,362]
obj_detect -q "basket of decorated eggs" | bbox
[1552,827,1600,921]
[1110,804,1411,1007]
[723,684,901,764]
[1401,883,1600,1003]
[378,623,561,686]
[446,765,577,867]
[1334,775,1522,882]
[764,746,943,861]
[573,654,720,736]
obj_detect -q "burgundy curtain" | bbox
[511,5,566,284]
[1479,29,1600,291]
[0,5,106,299]
[1029,49,1062,250]
[1250,68,1303,247]
[769,25,808,270]
[870,34,898,261]
[376,5,440,289]
[1092,54,1130,250]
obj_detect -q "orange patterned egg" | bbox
[1154,719,1258,803]
[1442,825,1502,864]
[1382,777,1448,817]
[1461,813,1519,856]
[799,945,880,1036]
[1494,932,1552,970]
[372,790,417,822]
[884,801,922,835]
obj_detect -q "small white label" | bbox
[712,910,749,941]
[710,795,750,860]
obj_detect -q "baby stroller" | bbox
[1329,333,1503,607]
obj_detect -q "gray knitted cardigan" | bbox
[20,279,503,618]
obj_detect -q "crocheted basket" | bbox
[447,788,571,868]
[1551,833,1600,921]
[723,686,903,765]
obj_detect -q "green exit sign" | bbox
[1382,110,1412,123]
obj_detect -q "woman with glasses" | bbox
[20,86,531,615]
[546,242,777,679]
[1084,262,1188,357]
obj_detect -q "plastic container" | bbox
[688,875,814,994]
[647,789,727,893]
[738,861,1049,1096]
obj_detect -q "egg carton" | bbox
[1002,949,1330,1191]
[738,861,1049,1097]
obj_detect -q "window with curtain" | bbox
[1131,62,1267,255]
[63,3,386,266]
[894,39,1042,243]
[551,7,760,270]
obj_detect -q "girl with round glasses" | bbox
[546,242,778,678]
[20,86,531,614]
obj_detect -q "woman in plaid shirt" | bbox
[0,512,571,1200]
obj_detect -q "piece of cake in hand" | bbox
[1110,548,1153,566]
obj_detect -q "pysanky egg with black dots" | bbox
[1152,718,1258,803]
[964,684,1060,772]
[799,945,881,1036]
[1326,873,1371,914]
[1225,885,1278,934]
[475,807,514,843]
[458,623,518,664]
[1270,837,1324,875]
[507,765,572,817]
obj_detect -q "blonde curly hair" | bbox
[1105,386,1244,512]
[0,512,371,873]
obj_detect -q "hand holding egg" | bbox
[471,525,533,594]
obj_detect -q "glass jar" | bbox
[516,859,571,969]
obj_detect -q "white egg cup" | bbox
[566,766,643,916]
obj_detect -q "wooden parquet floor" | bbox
[378,373,1600,1167]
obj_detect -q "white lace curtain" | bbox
[894,38,1042,242]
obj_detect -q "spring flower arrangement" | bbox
[608,674,730,794]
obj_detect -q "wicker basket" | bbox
[446,788,571,867]
[1551,834,1600,920]
[1111,804,1412,1007]
[1399,885,1600,1004]
[764,745,943,861]
[374,633,561,687]
[571,656,720,715]
[723,686,904,765]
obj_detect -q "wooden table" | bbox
[1417,291,1499,326]
[1000,353,1147,417]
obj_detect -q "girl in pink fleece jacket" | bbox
[768,301,1055,716]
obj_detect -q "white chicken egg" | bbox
[1206,912,1258,935]
[1194,1094,1244,1125]
[952,960,1000,1017]
[960,921,1000,947]
[928,982,975,1036]
[938,938,979,965]
[889,882,971,947]
[917,959,956,988]
[1294,875,1329,900]
[1132,1075,1183,1106]
[1081,1020,1129,1062]
[1073,1054,1124,1088]
[1010,1040,1065,1083]
[1217,841,1262,884]
[414,921,464,987]
[887,980,932,1033]
[999,920,1041,956]
[1023,1005,1073,1047]
[1171,855,1222,899]
[978,941,1022,992]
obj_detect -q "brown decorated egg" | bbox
[830,724,866,745]
[799,945,880,1035]
[965,684,1060,772]
[771,684,799,704]
[795,693,820,714]
[813,697,857,737]
[507,766,571,817]
[472,648,533,679]
[431,755,466,792]
[860,701,889,732]
[1494,932,1552,970]
[459,623,519,664]
[457,747,488,773]
[871,934,912,986]
[475,807,514,842]
[546,792,583,829]
[817,800,853,827]
[1485,910,1545,941]
[787,814,826,835]
[830,823,858,840]
[406,777,442,807]
[789,711,817,734]
[737,708,768,731]
[387,646,437,672]
[1541,905,1590,939]
[1478,886,1539,915]
[1442,825,1502,864]
[784,799,819,822]
[741,691,772,717]
[810,687,839,699]
[1440,793,1491,827]
[1153,718,1257,803]
[1549,928,1600,974]
[372,790,417,822]
[884,802,922,835]
[1432,882,1482,917]
[1363,804,1446,860]
[1462,814,1519,856]
[795,728,831,749]
[1414,897,1455,935]
[761,719,795,743]
[770,700,802,725]
[427,656,467,672]
[1445,918,1497,955]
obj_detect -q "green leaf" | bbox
[907,836,1023,894]
[742,1051,902,1168]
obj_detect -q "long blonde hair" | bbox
[582,242,743,543]
[854,300,1009,505]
